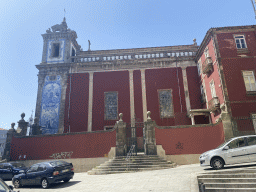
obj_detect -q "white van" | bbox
[199,135,256,169]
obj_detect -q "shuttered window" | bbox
[242,71,256,92]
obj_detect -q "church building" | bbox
[7,19,256,169]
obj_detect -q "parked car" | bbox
[200,135,256,170]
[0,162,27,180]
[12,160,74,189]
[0,178,16,192]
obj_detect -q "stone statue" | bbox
[46,28,51,33]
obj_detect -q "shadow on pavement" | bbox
[20,181,81,189]
[204,163,256,171]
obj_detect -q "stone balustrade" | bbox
[70,50,197,63]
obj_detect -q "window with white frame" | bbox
[234,35,247,49]
[104,92,118,120]
[204,47,209,58]
[242,71,256,92]
[209,80,216,98]
[158,89,174,118]
[197,59,201,75]
[200,85,206,103]
[0,144,4,149]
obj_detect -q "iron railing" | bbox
[202,56,213,74]
[125,144,136,171]
[208,97,220,112]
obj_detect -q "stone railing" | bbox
[208,97,220,112]
[202,56,213,74]
[70,51,197,63]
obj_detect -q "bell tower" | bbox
[35,18,81,135]
[41,17,80,64]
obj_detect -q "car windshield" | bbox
[216,138,232,149]
[11,163,26,168]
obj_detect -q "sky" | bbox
[0,0,255,130]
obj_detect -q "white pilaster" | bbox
[87,72,94,132]
[181,67,191,114]
[141,69,148,122]
[191,115,195,125]
[129,70,135,127]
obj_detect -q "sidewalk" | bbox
[6,163,207,192]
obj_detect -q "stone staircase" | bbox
[87,153,176,175]
[197,168,256,191]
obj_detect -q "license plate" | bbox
[61,169,69,173]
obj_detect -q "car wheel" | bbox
[13,179,21,188]
[41,178,49,189]
[63,178,70,183]
[211,157,224,170]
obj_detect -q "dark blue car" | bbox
[12,160,74,189]
[0,162,27,180]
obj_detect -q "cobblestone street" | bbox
[5,164,207,192]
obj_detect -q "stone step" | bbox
[95,164,174,171]
[109,158,167,162]
[114,155,160,159]
[198,178,256,183]
[199,169,256,175]
[103,161,171,166]
[88,154,176,175]
[88,167,171,175]
[205,187,256,192]
[98,163,173,168]
[205,183,256,188]
[92,166,170,171]
[198,173,256,179]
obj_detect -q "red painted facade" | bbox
[92,71,130,131]
[155,122,224,155]
[64,73,89,133]
[10,130,116,161]
[145,67,190,126]
[196,25,256,133]
[63,66,203,132]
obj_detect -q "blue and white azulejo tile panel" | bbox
[40,75,62,134]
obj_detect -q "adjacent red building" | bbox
[195,25,256,138]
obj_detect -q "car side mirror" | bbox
[223,146,229,150]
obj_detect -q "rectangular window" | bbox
[242,71,256,92]
[197,59,201,75]
[200,85,206,103]
[204,47,209,58]
[209,80,216,98]
[51,43,60,57]
[234,35,247,49]
[158,89,174,118]
[104,92,118,120]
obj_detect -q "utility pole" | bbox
[251,0,256,18]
